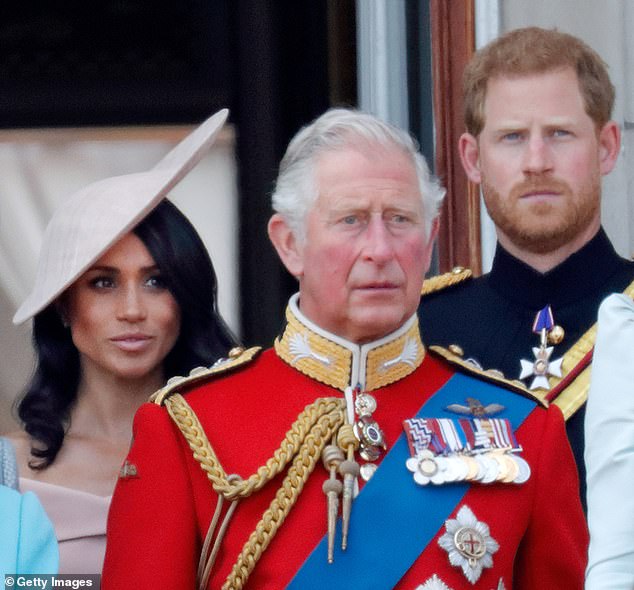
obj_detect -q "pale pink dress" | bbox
[20,478,110,575]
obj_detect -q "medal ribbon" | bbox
[286,372,537,590]
[405,418,468,455]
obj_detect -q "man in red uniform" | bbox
[103,109,587,589]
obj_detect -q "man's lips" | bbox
[355,282,400,290]
[519,189,561,199]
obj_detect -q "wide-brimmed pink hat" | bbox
[13,108,229,324]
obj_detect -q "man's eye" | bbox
[552,129,571,138]
[342,215,358,225]
[502,132,523,142]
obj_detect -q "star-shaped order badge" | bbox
[416,574,452,590]
[519,305,563,390]
[416,575,506,590]
[438,505,499,584]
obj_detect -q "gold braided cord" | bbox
[222,408,346,590]
[421,267,473,296]
[166,394,345,501]
[545,279,634,417]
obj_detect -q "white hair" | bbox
[271,108,446,241]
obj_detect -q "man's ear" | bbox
[598,120,621,176]
[458,132,482,184]
[268,213,304,277]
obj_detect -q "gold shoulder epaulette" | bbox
[429,344,547,408]
[150,346,262,406]
[421,267,473,296]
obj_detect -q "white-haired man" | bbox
[104,108,586,590]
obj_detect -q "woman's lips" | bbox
[110,334,152,352]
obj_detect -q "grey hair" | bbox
[271,108,446,241]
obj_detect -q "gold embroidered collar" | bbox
[274,294,425,392]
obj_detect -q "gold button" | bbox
[448,344,464,357]
[547,325,565,345]
[228,346,245,358]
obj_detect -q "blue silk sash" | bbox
[287,372,536,589]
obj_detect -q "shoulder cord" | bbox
[165,393,347,590]
[543,278,634,417]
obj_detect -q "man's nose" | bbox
[522,135,554,175]
[361,216,395,263]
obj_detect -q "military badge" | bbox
[519,305,564,390]
[438,505,499,584]
[119,460,139,479]
[416,574,453,590]
[416,574,506,590]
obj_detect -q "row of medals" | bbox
[407,447,531,486]
[353,390,531,486]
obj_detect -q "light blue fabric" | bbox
[585,293,634,590]
[0,484,59,577]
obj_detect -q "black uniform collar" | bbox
[487,228,623,308]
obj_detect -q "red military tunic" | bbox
[103,298,587,589]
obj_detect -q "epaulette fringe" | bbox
[150,346,262,406]
[421,267,473,296]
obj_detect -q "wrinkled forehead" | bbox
[313,143,418,192]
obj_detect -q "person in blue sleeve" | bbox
[0,483,59,576]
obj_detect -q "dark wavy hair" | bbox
[16,199,238,469]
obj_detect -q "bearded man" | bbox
[419,27,634,508]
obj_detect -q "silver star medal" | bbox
[519,346,563,390]
[519,305,563,390]
[416,575,453,590]
[416,575,506,590]
[438,505,499,584]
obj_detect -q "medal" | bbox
[438,505,499,584]
[350,386,387,481]
[519,305,564,390]
[416,575,453,590]
[416,575,506,590]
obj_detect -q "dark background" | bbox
[0,0,434,348]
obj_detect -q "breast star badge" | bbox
[438,505,499,584]
[416,575,506,590]
[416,574,452,590]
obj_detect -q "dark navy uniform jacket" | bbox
[419,228,634,509]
